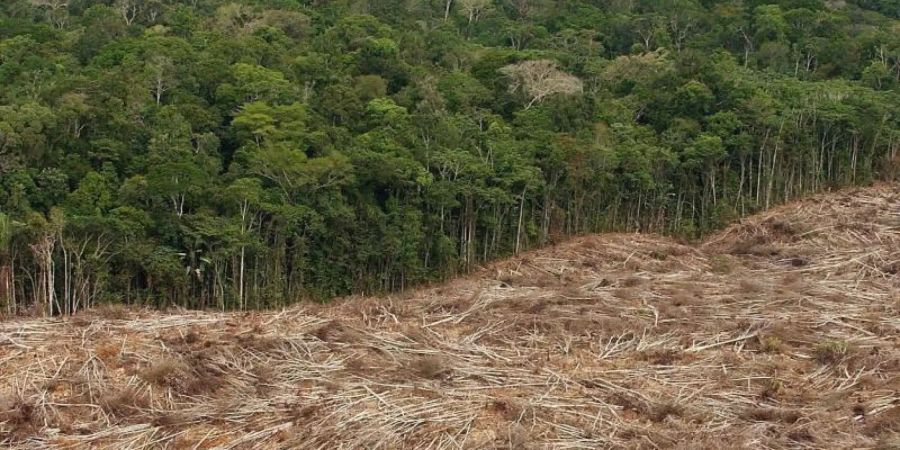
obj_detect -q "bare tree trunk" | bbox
[239,247,245,311]
[61,238,69,315]
[9,257,16,315]
[0,265,10,313]
[736,156,745,215]
[515,186,526,254]
[766,118,786,209]
[31,233,57,316]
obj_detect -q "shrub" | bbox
[814,340,850,364]
[758,336,784,354]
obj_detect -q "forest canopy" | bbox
[0,0,898,313]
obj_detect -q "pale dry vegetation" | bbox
[1,184,899,449]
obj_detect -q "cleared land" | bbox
[1,184,899,449]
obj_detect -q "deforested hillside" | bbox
[1,184,898,449]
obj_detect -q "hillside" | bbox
[0,184,898,449]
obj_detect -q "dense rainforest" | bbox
[0,0,898,314]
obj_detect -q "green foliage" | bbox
[814,340,852,364]
[0,0,896,311]
[0,212,13,259]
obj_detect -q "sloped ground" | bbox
[1,185,899,449]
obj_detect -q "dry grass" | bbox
[95,303,128,320]
[138,358,187,386]
[1,184,899,449]
[411,356,447,379]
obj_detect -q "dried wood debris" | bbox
[1,184,899,449]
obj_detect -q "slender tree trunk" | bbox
[756,129,769,204]
[239,247,245,311]
[0,264,10,314]
[9,256,16,315]
[515,186,526,254]
[766,118,786,209]
[737,156,746,215]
